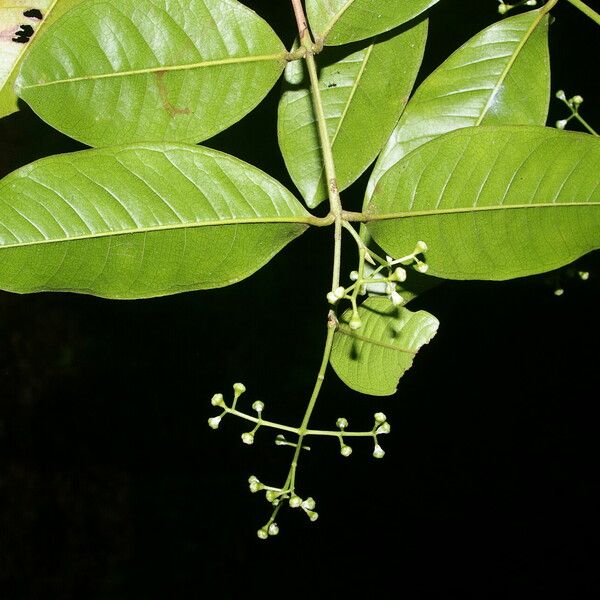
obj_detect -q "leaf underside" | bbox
[306,0,439,46]
[367,8,551,200]
[366,126,600,281]
[16,0,286,146]
[330,297,439,396]
[278,20,427,208]
[0,144,310,299]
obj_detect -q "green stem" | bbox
[573,112,599,136]
[565,0,600,25]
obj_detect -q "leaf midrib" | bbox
[0,215,312,250]
[320,0,354,40]
[336,325,418,354]
[474,10,547,126]
[19,52,288,89]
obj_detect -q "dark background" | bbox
[1,1,598,597]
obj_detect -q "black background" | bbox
[1,1,598,598]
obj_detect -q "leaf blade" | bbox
[278,21,427,208]
[366,126,600,280]
[306,0,438,45]
[330,297,439,396]
[366,8,551,200]
[16,0,287,146]
[0,144,310,298]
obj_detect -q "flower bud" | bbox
[554,288,564,297]
[211,393,225,407]
[374,412,387,423]
[377,422,391,435]
[265,490,278,503]
[556,119,568,130]
[555,89,567,101]
[373,444,385,459]
[307,510,319,522]
[327,291,338,304]
[349,270,359,281]
[336,417,348,430]
[415,240,428,254]
[390,290,403,306]
[572,94,583,106]
[275,434,287,446]
[268,523,280,536]
[498,3,508,14]
[334,286,346,299]
[415,261,429,273]
[394,267,407,282]
[302,497,316,511]
[340,445,353,457]
[252,401,264,413]
[525,0,537,5]
[241,432,254,445]
[578,271,589,281]
[349,317,362,330]
[233,382,246,396]
[249,480,263,493]
[289,495,302,508]
[257,528,268,540]
[208,416,221,429]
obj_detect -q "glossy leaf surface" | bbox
[366,126,600,280]
[306,0,438,45]
[0,0,83,118]
[330,297,439,396]
[278,21,427,208]
[0,144,310,298]
[367,9,550,199]
[16,0,287,146]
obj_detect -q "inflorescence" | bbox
[208,383,391,539]
[555,90,598,136]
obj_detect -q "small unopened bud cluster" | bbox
[497,0,536,14]
[555,90,595,133]
[371,412,390,459]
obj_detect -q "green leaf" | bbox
[0,144,311,298]
[278,21,427,209]
[366,126,600,281]
[330,297,439,396]
[16,0,287,146]
[366,8,551,200]
[306,0,438,46]
[0,0,84,119]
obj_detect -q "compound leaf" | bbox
[306,0,438,46]
[16,0,287,146]
[366,126,600,281]
[278,20,427,208]
[330,296,439,396]
[0,144,311,298]
[367,8,551,199]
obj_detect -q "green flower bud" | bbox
[340,445,353,457]
[415,240,428,254]
[275,434,287,446]
[555,90,567,101]
[377,422,391,435]
[302,497,316,511]
[233,382,246,397]
[572,94,583,106]
[336,417,348,430]
[208,416,221,429]
[257,528,268,540]
[554,288,564,297]
[390,290,403,306]
[373,444,385,459]
[327,291,338,304]
[265,490,278,503]
[307,510,319,522]
[349,271,359,281]
[268,523,280,536]
[349,317,362,330]
[211,393,225,407]
[415,261,429,274]
[289,495,302,508]
[374,412,387,423]
[394,267,407,282]
[578,271,590,281]
[334,286,346,299]
[556,119,568,130]
[241,432,254,445]
[252,400,264,413]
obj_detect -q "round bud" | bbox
[350,271,359,281]
[394,267,407,283]
[498,3,508,14]
[327,291,338,305]
[373,444,385,459]
[265,490,278,503]
[275,434,286,446]
[377,422,391,435]
[252,401,264,413]
[208,416,221,430]
[578,271,590,281]
[302,497,316,511]
[340,445,353,457]
[554,288,564,297]
[415,262,429,274]
[289,495,302,508]
[525,0,537,5]
[308,510,319,522]
[374,412,387,423]
[572,95,583,106]
[415,240,428,254]
[336,417,348,430]
[555,89,567,101]
[390,291,403,306]
[233,383,246,399]
[257,528,268,540]
[556,119,568,130]
[211,393,225,407]
[249,481,262,493]
[248,475,258,484]
[334,286,346,299]
[268,523,280,536]
[349,317,362,331]
[241,432,254,445]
